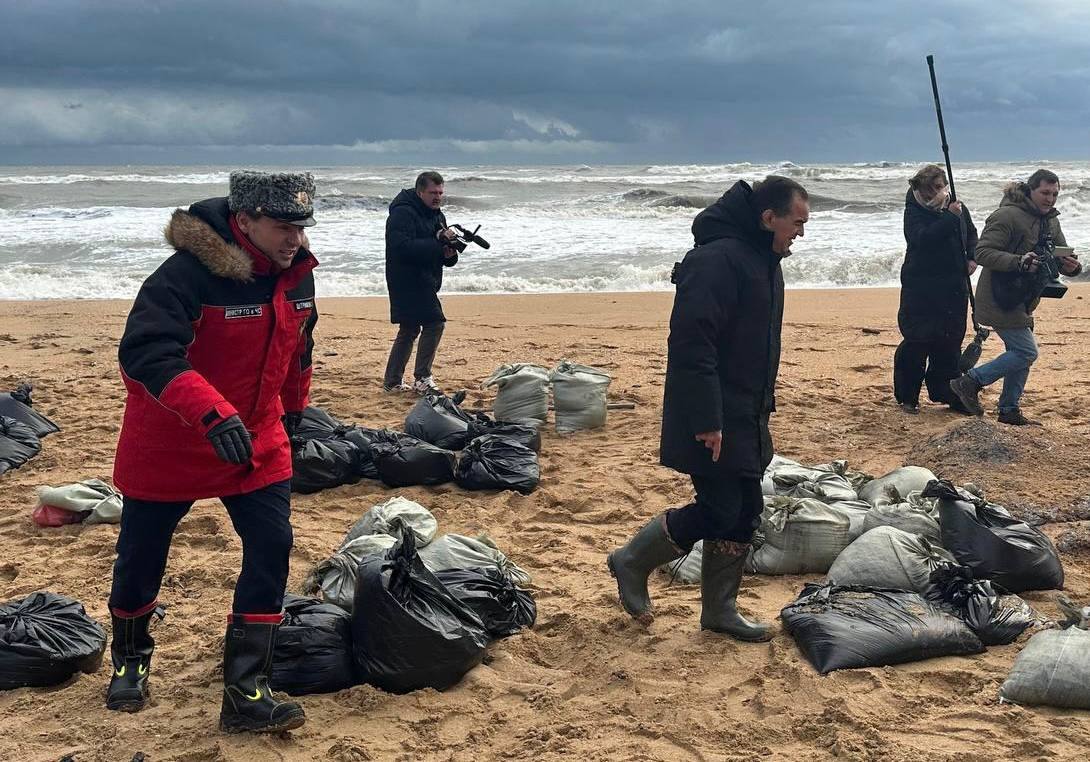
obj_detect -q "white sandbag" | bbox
[861,490,942,546]
[482,364,550,424]
[343,496,437,547]
[304,534,398,611]
[417,533,532,585]
[785,472,857,503]
[35,479,123,524]
[1000,626,1090,709]
[858,466,937,507]
[826,526,955,595]
[832,499,873,540]
[747,496,856,575]
[549,360,611,433]
[659,541,703,584]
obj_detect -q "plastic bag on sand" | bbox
[826,526,956,596]
[549,361,611,433]
[925,563,1037,646]
[295,405,350,441]
[860,490,941,546]
[352,526,489,694]
[419,533,532,585]
[32,504,84,528]
[435,567,537,638]
[291,437,361,494]
[781,583,984,674]
[35,479,123,525]
[405,395,474,451]
[303,534,398,612]
[746,497,856,575]
[373,438,456,487]
[1000,625,1090,709]
[344,497,438,547]
[923,480,1063,593]
[456,435,540,494]
[349,428,414,480]
[0,416,41,475]
[482,364,550,424]
[271,594,356,695]
[858,466,937,507]
[466,418,541,453]
[0,384,60,438]
[0,591,106,689]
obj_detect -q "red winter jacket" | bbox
[113,198,318,501]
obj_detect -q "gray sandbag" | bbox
[549,360,611,433]
[344,497,437,548]
[861,490,941,546]
[826,526,956,596]
[858,466,937,507]
[746,497,856,575]
[1000,625,1090,709]
[302,534,398,612]
[833,499,874,540]
[418,533,532,586]
[482,364,550,424]
[760,474,776,496]
[660,541,703,584]
[786,472,857,504]
[35,479,123,525]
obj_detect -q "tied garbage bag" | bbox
[0,591,106,689]
[405,395,475,451]
[482,364,550,424]
[302,534,398,612]
[747,497,856,575]
[549,360,611,433]
[271,594,356,696]
[781,583,984,674]
[466,418,541,453]
[0,416,41,476]
[860,490,941,546]
[1000,624,1090,709]
[344,497,438,547]
[925,563,1037,646]
[352,525,489,693]
[435,567,537,638]
[291,437,361,494]
[348,429,414,480]
[373,438,456,487]
[295,405,350,441]
[858,466,937,507]
[35,479,123,525]
[0,384,60,438]
[419,534,532,585]
[923,480,1064,593]
[826,526,956,596]
[455,435,540,494]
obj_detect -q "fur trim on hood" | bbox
[1000,181,1059,218]
[164,208,254,282]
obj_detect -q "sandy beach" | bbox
[1,286,1089,761]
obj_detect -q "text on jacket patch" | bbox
[224,305,263,319]
[293,299,314,310]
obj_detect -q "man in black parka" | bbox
[608,176,809,641]
[383,171,459,395]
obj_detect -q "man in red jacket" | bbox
[106,171,319,734]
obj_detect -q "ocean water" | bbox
[1,162,1088,299]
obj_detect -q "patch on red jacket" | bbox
[293,299,314,310]
[224,305,264,319]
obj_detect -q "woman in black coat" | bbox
[894,164,978,414]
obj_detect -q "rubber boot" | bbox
[699,541,772,642]
[606,513,684,625]
[106,608,159,712]
[219,619,305,734]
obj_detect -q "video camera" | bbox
[1027,235,1068,300]
[442,224,491,253]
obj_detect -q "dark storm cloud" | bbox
[2,0,1089,163]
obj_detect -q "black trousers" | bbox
[109,480,292,617]
[665,474,764,549]
[383,321,445,385]
[893,335,962,406]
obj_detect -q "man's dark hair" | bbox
[1026,168,1060,190]
[415,171,445,190]
[751,175,808,217]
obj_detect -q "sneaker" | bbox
[899,402,920,415]
[949,375,984,416]
[997,409,1040,426]
[382,381,412,393]
[412,376,441,396]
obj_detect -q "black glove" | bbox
[206,415,253,464]
[283,411,303,439]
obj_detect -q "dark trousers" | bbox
[665,474,764,549]
[109,480,292,616]
[893,335,962,406]
[383,321,445,385]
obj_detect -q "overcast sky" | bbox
[2,0,1089,165]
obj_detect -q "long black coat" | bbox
[898,190,977,342]
[384,189,459,325]
[659,181,784,479]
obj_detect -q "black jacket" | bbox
[659,181,784,479]
[384,189,459,324]
[898,190,978,342]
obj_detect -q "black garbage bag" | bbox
[271,594,356,695]
[0,384,60,438]
[925,562,1036,646]
[455,435,540,494]
[373,437,456,487]
[352,525,489,693]
[405,395,475,450]
[295,405,351,441]
[781,583,984,674]
[0,416,42,476]
[923,480,1064,593]
[336,426,387,479]
[291,437,361,494]
[434,566,536,638]
[466,418,541,453]
[0,591,106,689]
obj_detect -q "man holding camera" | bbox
[107,171,318,733]
[951,169,1081,425]
[383,170,460,395]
